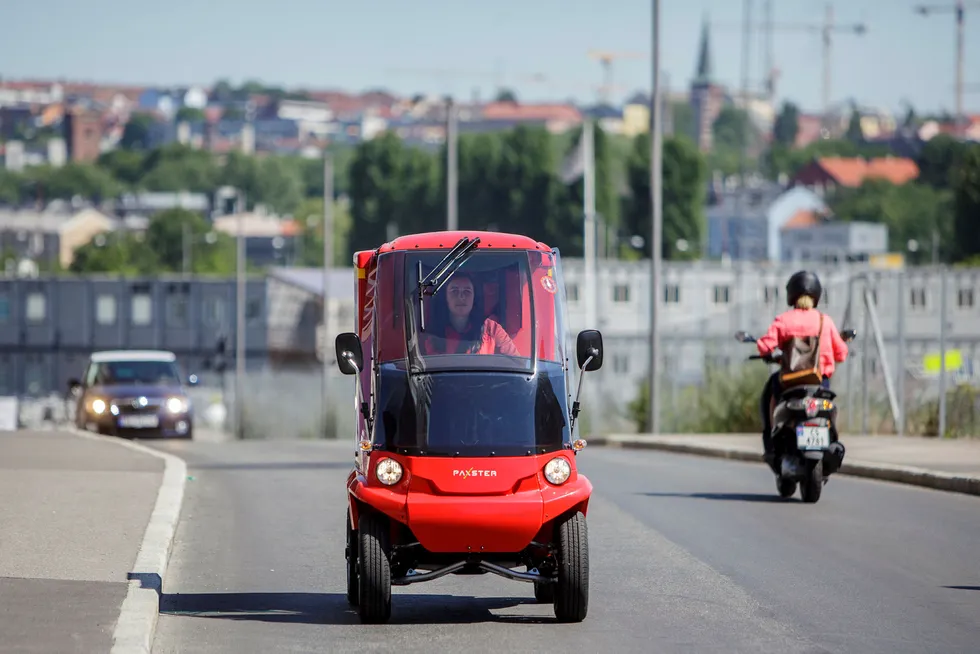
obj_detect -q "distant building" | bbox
[689,18,725,152]
[0,207,116,269]
[779,211,888,263]
[63,107,103,162]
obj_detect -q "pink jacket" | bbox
[756,309,849,379]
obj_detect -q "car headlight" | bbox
[375,458,403,486]
[166,397,188,414]
[544,456,571,485]
[91,399,106,415]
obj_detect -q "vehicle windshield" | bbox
[373,247,565,374]
[94,360,181,386]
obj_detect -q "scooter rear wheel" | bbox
[800,459,823,504]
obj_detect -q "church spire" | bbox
[694,14,712,85]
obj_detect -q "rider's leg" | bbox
[760,372,780,473]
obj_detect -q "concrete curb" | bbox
[68,428,187,654]
[590,437,980,498]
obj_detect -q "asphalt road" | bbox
[146,438,980,654]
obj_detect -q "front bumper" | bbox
[85,409,193,437]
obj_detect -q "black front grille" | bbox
[112,398,163,415]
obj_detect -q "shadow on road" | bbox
[942,586,980,591]
[160,591,552,625]
[637,491,798,504]
[187,461,353,471]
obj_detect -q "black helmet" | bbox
[786,270,822,307]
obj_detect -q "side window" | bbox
[84,363,98,387]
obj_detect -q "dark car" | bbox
[68,350,198,439]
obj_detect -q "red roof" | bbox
[377,231,551,253]
[815,156,919,187]
[781,210,822,231]
[480,103,582,123]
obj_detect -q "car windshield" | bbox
[95,360,181,386]
[373,247,566,374]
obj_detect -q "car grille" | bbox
[113,397,164,414]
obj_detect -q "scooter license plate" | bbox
[796,425,829,449]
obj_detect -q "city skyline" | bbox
[1,0,979,116]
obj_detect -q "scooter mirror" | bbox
[734,331,755,343]
[335,332,364,375]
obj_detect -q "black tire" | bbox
[356,511,392,623]
[800,459,823,504]
[554,511,589,622]
[346,512,359,606]
[777,477,797,498]
[533,581,555,603]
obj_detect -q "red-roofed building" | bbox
[790,156,920,197]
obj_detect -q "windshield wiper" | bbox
[416,236,480,332]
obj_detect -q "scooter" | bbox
[734,328,856,503]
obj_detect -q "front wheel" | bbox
[356,512,391,623]
[800,459,823,504]
[554,511,589,623]
[345,512,358,606]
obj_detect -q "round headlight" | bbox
[91,399,106,415]
[166,397,186,413]
[544,456,571,485]
[375,458,404,486]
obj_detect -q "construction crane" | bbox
[713,2,868,124]
[914,1,980,137]
[587,50,645,105]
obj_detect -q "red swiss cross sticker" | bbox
[540,276,557,294]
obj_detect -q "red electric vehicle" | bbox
[334,231,604,624]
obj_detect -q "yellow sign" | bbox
[869,253,905,269]
[923,350,963,372]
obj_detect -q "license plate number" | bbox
[118,414,159,428]
[796,425,829,449]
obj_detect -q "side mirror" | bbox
[335,332,364,376]
[734,331,756,343]
[842,329,857,342]
[187,374,199,386]
[576,329,603,371]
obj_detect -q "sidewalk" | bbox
[0,429,164,653]
[590,433,980,497]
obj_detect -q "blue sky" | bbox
[2,0,978,115]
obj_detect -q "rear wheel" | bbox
[800,459,823,504]
[554,511,589,623]
[777,477,797,498]
[345,512,358,606]
[356,512,391,623]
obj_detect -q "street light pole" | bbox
[446,97,459,231]
[322,150,334,438]
[235,189,246,440]
[648,0,663,435]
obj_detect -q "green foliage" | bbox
[624,132,707,259]
[828,179,955,261]
[951,143,980,262]
[628,363,771,434]
[772,101,800,146]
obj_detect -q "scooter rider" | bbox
[756,271,850,473]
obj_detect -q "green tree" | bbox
[772,101,800,146]
[951,143,980,261]
[120,113,156,150]
[97,149,146,187]
[140,144,219,193]
[0,170,22,204]
[495,88,518,103]
[917,133,968,190]
[846,109,864,143]
[712,106,755,152]
[556,122,620,256]
[625,133,708,260]
[829,179,955,262]
[493,125,561,242]
[347,131,437,256]
[456,132,505,231]
[23,163,121,201]
[69,232,157,275]
[291,197,352,267]
[175,106,206,123]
